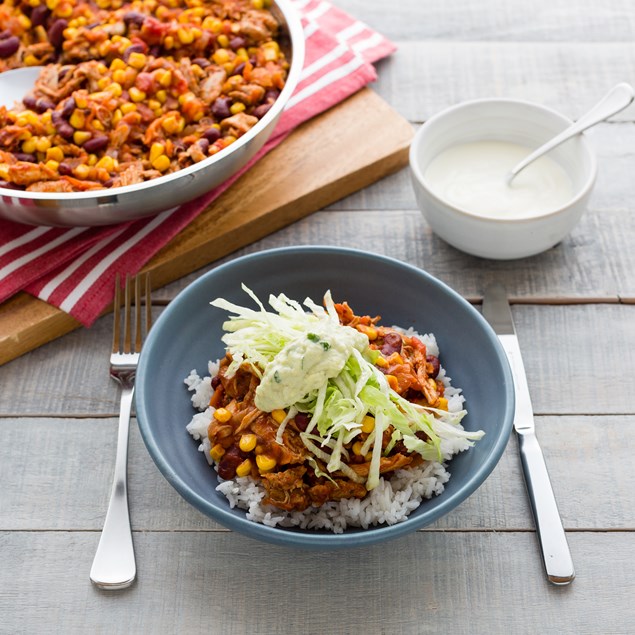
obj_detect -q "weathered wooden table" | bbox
[1,1,634,633]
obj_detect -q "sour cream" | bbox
[423,140,574,219]
[254,323,368,413]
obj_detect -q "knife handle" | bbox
[517,429,575,585]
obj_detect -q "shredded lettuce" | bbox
[211,286,484,491]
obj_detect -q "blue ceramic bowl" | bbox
[136,246,514,548]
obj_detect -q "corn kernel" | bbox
[352,441,364,456]
[87,153,97,166]
[157,70,172,88]
[239,434,257,453]
[386,374,399,391]
[361,415,375,434]
[112,69,127,85]
[161,114,181,134]
[46,0,60,8]
[177,27,194,44]
[147,99,161,111]
[152,154,170,172]
[22,139,37,154]
[164,35,174,50]
[256,454,276,472]
[56,2,73,17]
[235,459,252,477]
[389,352,404,365]
[92,120,104,131]
[69,110,85,129]
[120,102,137,114]
[436,397,449,411]
[127,52,147,70]
[210,444,225,462]
[35,137,51,153]
[112,109,123,125]
[97,76,110,90]
[214,407,232,423]
[271,409,286,424]
[375,356,388,368]
[223,135,236,145]
[108,82,123,97]
[230,102,245,114]
[129,87,146,102]
[149,142,165,163]
[213,48,230,65]
[73,130,92,145]
[28,0,41,7]
[356,324,377,340]
[203,17,222,32]
[96,155,115,172]
[110,58,127,72]
[0,164,9,180]
[44,159,59,172]
[18,15,32,30]
[155,90,167,104]
[24,54,40,67]
[46,147,64,162]
[251,0,264,8]
[74,164,90,179]
[217,34,229,48]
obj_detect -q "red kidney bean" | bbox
[13,152,37,163]
[197,138,210,154]
[202,127,221,143]
[48,19,68,49]
[122,43,146,61]
[211,375,221,389]
[103,178,114,187]
[123,11,146,27]
[0,180,22,190]
[193,57,211,68]
[231,62,245,76]
[252,102,272,119]
[294,412,310,432]
[82,134,109,153]
[149,45,160,57]
[55,121,75,140]
[426,355,440,378]
[0,36,20,59]
[23,95,38,110]
[31,5,50,27]
[35,97,55,113]
[211,97,231,120]
[229,36,246,50]
[264,89,280,102]
[217,446,248,479]
[0,30,11,40]
[58,162,74,176]
[60,97,76,119]
[381,332,403,356]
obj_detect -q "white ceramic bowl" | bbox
[409,99,598,259]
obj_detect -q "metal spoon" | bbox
[507,82,634,185]
[0,66,43,109]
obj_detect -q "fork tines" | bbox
[113,273,152,355]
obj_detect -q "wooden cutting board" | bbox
[0,88,413,366]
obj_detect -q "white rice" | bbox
[184,333,470,533]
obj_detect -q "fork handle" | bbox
[90,385,136,590]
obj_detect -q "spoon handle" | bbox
[508,82,634,183]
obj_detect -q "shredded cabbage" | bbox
[211,286,484,491]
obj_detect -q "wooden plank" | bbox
[1,304,634,418]
[335,0,635,42]
[0,88,414,367]
[156,207,635,301]
[1,416,632,531]
[0,531,632,634]
[373,43,635,122]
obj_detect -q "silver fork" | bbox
[90,273,152,590]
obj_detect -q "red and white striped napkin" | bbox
[0,0,395,326]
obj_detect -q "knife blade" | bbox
[482,283,575,585]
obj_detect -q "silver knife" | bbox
[482,283,575,585]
